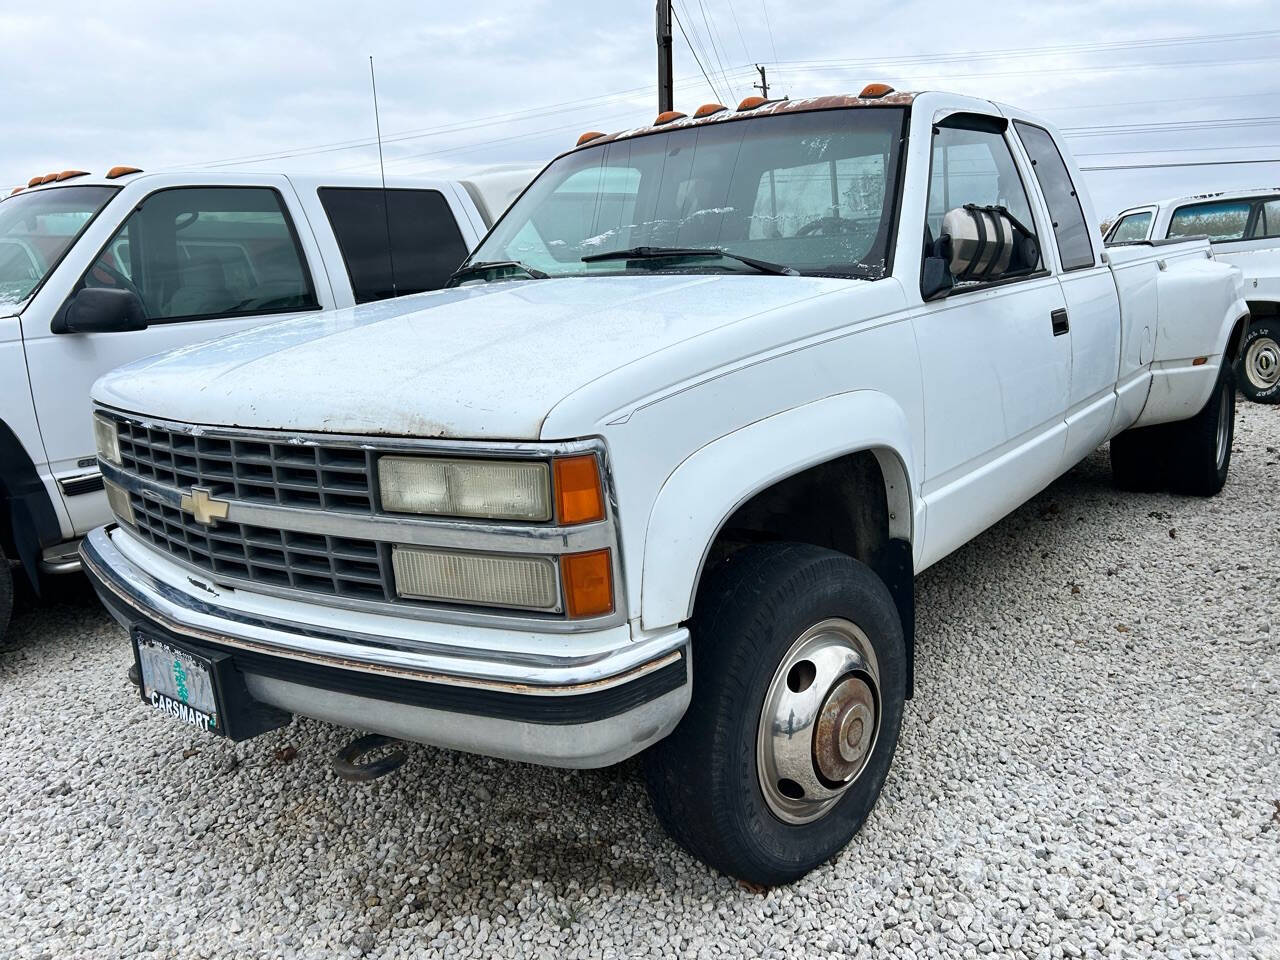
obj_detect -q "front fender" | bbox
[640,391,920,631]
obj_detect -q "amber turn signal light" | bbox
[561,549,614,618]
[554,455,604,525]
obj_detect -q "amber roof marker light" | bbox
[859,83,896,98]
[653,110,687,125]
[576,131,606,146]
[694,102,727,118]
[105,166,143,179]
[56,170,89,182]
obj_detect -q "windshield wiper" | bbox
[581,246,799,276]
[447,260,549,286]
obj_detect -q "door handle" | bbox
[1051,308,1070,336]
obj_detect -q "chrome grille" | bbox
[127,494,391,602]
[109,416,390,602]
[116,420,374,513]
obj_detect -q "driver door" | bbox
[911,116,1071,569]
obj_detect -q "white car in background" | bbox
[1107,188,1280,403]
[0,165,532,641]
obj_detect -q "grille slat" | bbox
[116,418,389,603]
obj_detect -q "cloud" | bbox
[2,0,1276,215]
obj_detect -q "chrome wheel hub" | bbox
[1244,336,1279,391]
[757,618,881,824]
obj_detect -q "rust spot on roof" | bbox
[571,91,917,153]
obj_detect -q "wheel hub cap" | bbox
[757,618,881,824]
[1245,336,1279,389]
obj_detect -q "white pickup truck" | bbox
[81,89,1247,885]
[0,166,530,641]
[1106,187,1280,403]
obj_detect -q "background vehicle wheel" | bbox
[0,542,12,645]
[1237,318,1280,404]
[643,542,906,886]
[1167,361,1235,497]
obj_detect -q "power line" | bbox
[694,0,736,100]
[1081,157,1280,172]
[1059,115,1280,138]
[759,0,779,68]
[721,0,752,63]
[672,4,726,103]
[1075,142,1280,158]
[766,28,1280,71]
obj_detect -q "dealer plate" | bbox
[134,633,221,735]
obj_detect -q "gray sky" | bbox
[3,0,1278,218]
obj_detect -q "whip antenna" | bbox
[369,55,397,296]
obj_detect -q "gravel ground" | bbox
[1,403,1277,960]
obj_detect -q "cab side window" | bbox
[1249,199,1280,240]
[80,187,317,322]
[1014,121,1095,271]
[1108,211,1152,244]
[318,188,470,302]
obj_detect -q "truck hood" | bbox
[93,274,854,439]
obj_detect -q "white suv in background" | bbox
[0,165,531,640]
[1107,188,1280,403]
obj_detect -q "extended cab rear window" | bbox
[318,188,469,303]
[1014,122,1095,271]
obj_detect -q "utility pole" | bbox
[753,64,769,99]
[656,0,674,113]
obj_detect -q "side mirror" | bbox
[53,287,147,335]
[921,234,954,301]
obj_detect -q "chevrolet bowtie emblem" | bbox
[180,486,230,526]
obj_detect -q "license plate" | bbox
[135,633,221,735]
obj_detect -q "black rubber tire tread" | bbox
[1166,361,1235,497]
[643,542,906,886]
[0,542,12,646]
[1109,423,1170,493]
[1237,318,1280,404]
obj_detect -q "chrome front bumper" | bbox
[81,526,691,768]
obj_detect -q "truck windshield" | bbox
[466,107,906,281]
[0,185,118,307]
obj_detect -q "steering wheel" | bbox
[88,261,146,307]
[795,216,860,237]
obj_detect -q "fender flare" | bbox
[640,390,919,633]
[0,420,63,592]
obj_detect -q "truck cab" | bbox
[0,166,531,639]
[1107,188,1280,402]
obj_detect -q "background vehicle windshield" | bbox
[0,186,117,307]
[470,107,906,279]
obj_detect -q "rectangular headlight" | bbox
[93,413,121,466]
[103,478,134,526]
[391,546,558,610]
[379,456,551,522]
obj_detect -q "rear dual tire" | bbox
[643,543,905,887]
[1237,318,1280,404]
[1110,361,1235,497]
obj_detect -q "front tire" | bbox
[643,543,906,886]
[1237,318,1280,404]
